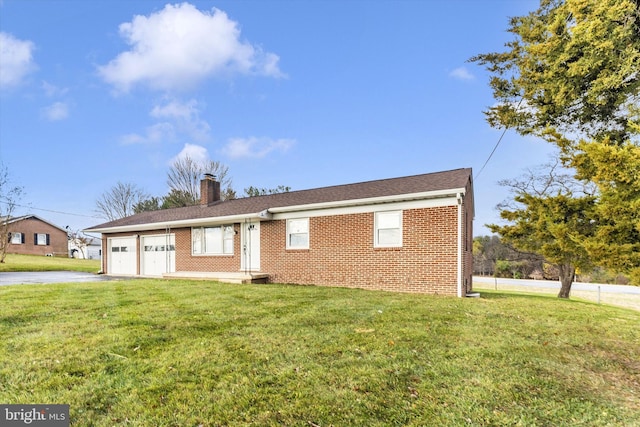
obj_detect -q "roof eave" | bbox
[85,187,467,235]
[4,214,68,233]
[267,187,467,214]
[85,210,272,234]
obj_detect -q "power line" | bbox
[0,198,102,219]
[474,97,525,181]
[474,126,510,181]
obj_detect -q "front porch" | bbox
[163,271,269,284]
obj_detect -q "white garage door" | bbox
[141,234,175,276]
[108,237,137,275]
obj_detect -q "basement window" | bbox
[287,218,309,249]
[192,225,234,255]
[374,210,402,248]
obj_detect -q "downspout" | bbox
[456,192,463,298]
[243,218,250,276]
[166,226,172,274]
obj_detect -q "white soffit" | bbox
[271,194,460,220]
[87,188,465,233]
[86,212,268,234]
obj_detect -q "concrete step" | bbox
[163,271,269,284]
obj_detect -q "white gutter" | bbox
[86,210,273,234]
[456,192,463,298]
[87,188,467,234]
[268,188,467,214]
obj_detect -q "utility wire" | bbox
[474,97,525,181]
[0,198,102,219]
[474,127,510,181]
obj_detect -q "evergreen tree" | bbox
[472,0,640,283]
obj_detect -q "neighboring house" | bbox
[86,168,474,296]
[4,215,69,257]
[69,236,102,260]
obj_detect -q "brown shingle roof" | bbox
[87,168,471,231]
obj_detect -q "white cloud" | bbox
[172,143,209,164]
[449,66,475,81]
[151,99,198,121]
[42,102,69,121]
[0,32,36,89]
[120,122,175,145]
[41,81,68,97]
[223,137,294,159]
[98,3,285,93]
[120,98,211,144]
[150,98,211,141]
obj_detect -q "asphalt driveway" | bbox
[0,271,116,286]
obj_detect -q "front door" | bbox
[241,221,260,271]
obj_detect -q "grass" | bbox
[474,281,640,312]
[0,253,101,273]
[1,280,639,426]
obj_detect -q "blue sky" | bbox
[0,0,554,235]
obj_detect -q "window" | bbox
[35,233,50,246]
[287,218,309,249]
[192,225,234,255]
[375,211,402,247]
[10,232,24,244]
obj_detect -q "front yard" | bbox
[1,279,638,426]
[0,253,101,273]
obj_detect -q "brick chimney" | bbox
[201,174,221,205]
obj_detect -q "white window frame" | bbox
[374,210,403,248]
[192,225,234,255]
[11,232,23,244]
[36,233,48,246]
[286,218,309,250]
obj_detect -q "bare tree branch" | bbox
[167,156,233,205]
[95,182,148,221]
[0,164,25,263]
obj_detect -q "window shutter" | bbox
[46,234,50,245]
[34,233,38,245]
[21,233,25,244]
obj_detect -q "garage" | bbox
[108,237,137,275]
[141,234,175,276]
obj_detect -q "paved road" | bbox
[0,271,115,286]
[474,276,640,295]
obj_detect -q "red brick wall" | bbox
[174,226,241,272]
[101,204,468,295]
[261,206,459,295]
[7,218,68,257]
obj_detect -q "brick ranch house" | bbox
[4,215,69,257]
[86,168,474,296]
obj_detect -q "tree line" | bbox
[94,156,290,222]
[473,235,631,285]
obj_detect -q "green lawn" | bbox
[1,279,638,426]
[0,253,101,273]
